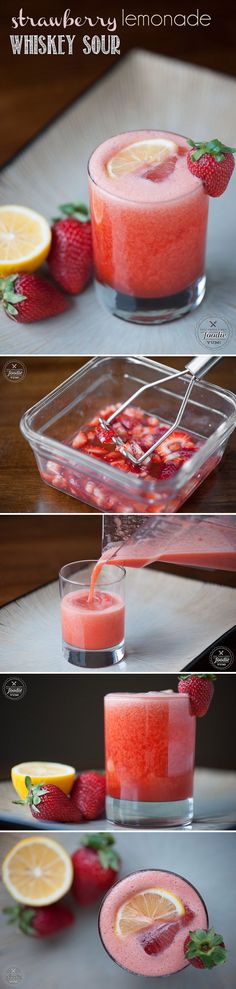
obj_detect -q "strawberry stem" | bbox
[81,833,120,870]
[3,905,36,936]
[187,138,236,163]
[185,928,227,969]
[53,202,90,223]
[178,674,216,682]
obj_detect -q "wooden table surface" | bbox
[0,832,235,989]
[1,769,236,832]
[0,356,235,514]
[1,569,235,673]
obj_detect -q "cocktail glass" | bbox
[98,869,208,977]
[59,561,125,668]
[88,130,209,324]
[104,692,196,826]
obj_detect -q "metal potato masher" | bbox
[99,356,222,466]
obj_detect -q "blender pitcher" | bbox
[102,515,236,571]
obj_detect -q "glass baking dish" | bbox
[20,357,236,514]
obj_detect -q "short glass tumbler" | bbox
[88,130,209,324]
[59,561,126,668]
[104,692,196,826]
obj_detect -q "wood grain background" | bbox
[1,513,236,607]
[0,1,235,166]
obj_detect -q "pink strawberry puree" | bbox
[104,693,196,803]
[88,130,209,298]
[99,869,208,977]
[61,588,125,650]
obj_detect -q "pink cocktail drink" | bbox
[59,562,125,668]
[99,869,208,977]
[105,692,196,826]
[88,130,209,323]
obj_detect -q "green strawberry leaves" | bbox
[81,833,120,871]
[185,928,227,968]
[187,138,236,163]
[13,776,47,813]
[53,202,90,223]
[178,674,216,681]
[0,274,26,318]
[3,905,36,936]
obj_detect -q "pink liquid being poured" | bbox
[89,517,236,602]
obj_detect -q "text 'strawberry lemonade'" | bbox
[99,869,208,977]
[104,693,196,826]
[59,562,125,668]
[88,130,209,323]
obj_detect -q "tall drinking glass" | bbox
[104,692,196,826]
[59,561,125,668]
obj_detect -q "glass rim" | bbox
[98,868,208,978]
[87,129,206,206]
[104,691,190,702]
[59,559,126,587]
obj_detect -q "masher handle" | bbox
[186,356,222,379]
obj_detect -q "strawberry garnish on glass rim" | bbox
[178,674,216,717]
[186,138,236,197]
[184,927,227,969]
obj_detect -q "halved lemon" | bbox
[0,205,51,275]
[115,887,185,939]
[2,836,73,906]
[107,139,178,179]
[11,761,76,800]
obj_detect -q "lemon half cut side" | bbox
[2,836,73,906]
[0,205,51,275]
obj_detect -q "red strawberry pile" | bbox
[14,770,106,824]
[0,202,93,323]
[3,834,120,937]
[74,404,201,481]
[42,404,200,492]
[178,674,216,717]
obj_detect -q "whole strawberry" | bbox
[0,273,69,322]
[71,771,106,821]
[184,928,227,969]
[3,902,74,937]
[14,775,81,822]
[72,834,120,906]
[187,138,235,197]
[47,202,93,294]
[178,674,216,717]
